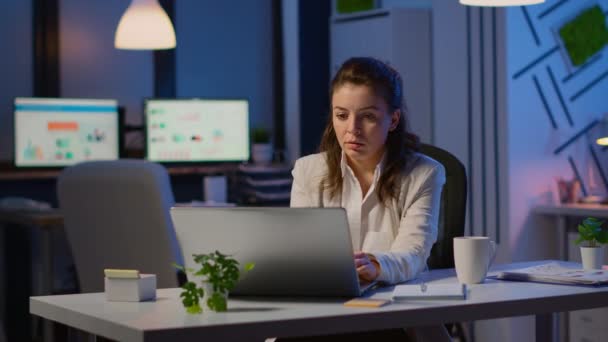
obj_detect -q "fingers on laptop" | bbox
[357,264,376,282]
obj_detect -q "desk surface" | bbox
[30,261,608,342]
[0,164,241,180]
[0,208,63,228]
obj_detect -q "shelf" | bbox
[534,203,608,218]
[238,163,292,174]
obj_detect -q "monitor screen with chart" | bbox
[144,98,250,163]
[14,97,120,167]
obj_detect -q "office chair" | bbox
[420,144,467,270]
[0,321,5,342]
[57,159,183,292]
[420,144,468,341]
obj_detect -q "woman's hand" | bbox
[354,251,381,282]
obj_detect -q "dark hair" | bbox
[319,57,420,203]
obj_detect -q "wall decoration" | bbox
[558,5,608,66]
[335,0,378,14]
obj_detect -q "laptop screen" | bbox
[171,207,363,297]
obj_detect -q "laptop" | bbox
[170,207,376,297]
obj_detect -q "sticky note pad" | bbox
[104,269,140,279]
[343,299,391,308]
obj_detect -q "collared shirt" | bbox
[290,151,445,284]
[339,152,385,250]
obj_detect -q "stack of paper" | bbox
[495,262,608,286]
[392,283,467,301]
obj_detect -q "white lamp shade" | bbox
[460,0,545,6]
[115,0,176,50]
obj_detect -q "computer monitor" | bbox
[14,97,120,168]
[144,98,250,163]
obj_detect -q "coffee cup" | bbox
[453,236,496,284]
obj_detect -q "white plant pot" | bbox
[580,246,605,270]
[252,143,273,164]
[202,283,229,312]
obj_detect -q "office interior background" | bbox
[1,0,608,341]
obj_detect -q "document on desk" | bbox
[392,283,466,301]
[495,262,608,286]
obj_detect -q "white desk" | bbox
[534,204,608,260]
[30,261,608,342]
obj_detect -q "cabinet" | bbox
[535,204,608,342]
[567,232,608,342]
[330,8,432,142]
[236,164,292,206]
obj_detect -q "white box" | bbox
[104,274,157,302]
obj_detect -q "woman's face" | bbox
[331,83,400,167]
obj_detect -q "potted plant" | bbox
[251,127,273,164]
[175,251,254,313]
[575,217,608,270]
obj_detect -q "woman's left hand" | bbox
[354,251,380,282]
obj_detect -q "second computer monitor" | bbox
[14,97,120,168]
[144,98,250,163]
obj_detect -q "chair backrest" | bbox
[57,159,183,292]
[420,144,467,269]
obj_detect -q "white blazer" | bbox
[290,152,446,284]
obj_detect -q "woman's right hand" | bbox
[354,251,381,283]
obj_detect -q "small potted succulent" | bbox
[251,127,273,164]
[175,251,254,313]
[575,217,608,270]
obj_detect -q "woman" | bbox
[291,57,446,286]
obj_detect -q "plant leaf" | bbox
[186,304,202,314]
[597,230,608,244]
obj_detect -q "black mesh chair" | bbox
[420,144,468,270]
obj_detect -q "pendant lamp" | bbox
[115,0,176,50]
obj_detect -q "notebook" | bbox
[170,207,375,297]
[392,283,467,300]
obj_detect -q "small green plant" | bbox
[251,127,271,144]
[575,217,608,248]
[174,251,254,314]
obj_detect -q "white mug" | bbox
[453,236,496,284]
[203,176,227,203]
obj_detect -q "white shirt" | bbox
[290,152,446,284]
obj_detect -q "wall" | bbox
[508,1,608,257]
[0,1,33,161]
[505,1,608,341]
[0,0,32,331]
[60,0,153,126]
[1,0,274,160]
[175,0,274,131]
